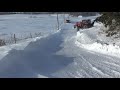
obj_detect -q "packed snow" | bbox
[1,14,120,78]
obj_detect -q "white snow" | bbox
[78,15,82,18]
[1,14,120,78]
[0,36,46,60]
[0,14,65,45]
[75,22,120,58]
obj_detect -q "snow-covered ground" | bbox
[1,14,120,78]
[0,14,65,44]
[75,22,120,58]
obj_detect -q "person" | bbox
[74,22,79,31]
[77,25,80,31]
[77,22,82,31]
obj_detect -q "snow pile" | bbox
[0,28,60,61]
[76,41,120,58]
[75,22,120,58]
[76,23,103,44]
[0,39,32,58]
[78,15,82,18]
[37,74,48,78]
[76,32,95,44]
[0,35,48,60]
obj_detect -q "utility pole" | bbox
[63,14,65,23]
[57,13,59,30]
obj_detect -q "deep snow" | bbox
[0,29,74,78]
[76,22,120,58]
[1,14,120,78]
[0,14,65,45]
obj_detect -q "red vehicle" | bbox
[74,22,83,28]
[74,19,95,31]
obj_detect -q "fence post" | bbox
[14,34,16,43]
[35,33,38,37]
[30,33,32,38]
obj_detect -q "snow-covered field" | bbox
[0,14,66,44]
[1,14,120,78]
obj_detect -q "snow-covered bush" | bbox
[95,12,120,37]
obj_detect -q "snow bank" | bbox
[37,74,48,78]
[78,15,82,18]
[76,41,120,58]
[76,23,103,44]
[76,22,120,58]
[76,32,95,44]
[0,28,60,61]
[0,36,45,60]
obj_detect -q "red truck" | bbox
[74,19,95,31]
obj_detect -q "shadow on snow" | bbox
[0,32,74,78]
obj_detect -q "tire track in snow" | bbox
[85,50,120,77]
[80,52,120,78]
[75,40,120,77]
[78,54,111,78]
[85,59,120,78]
[87,50,120,66]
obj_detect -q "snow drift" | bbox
[76,22,120,58]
